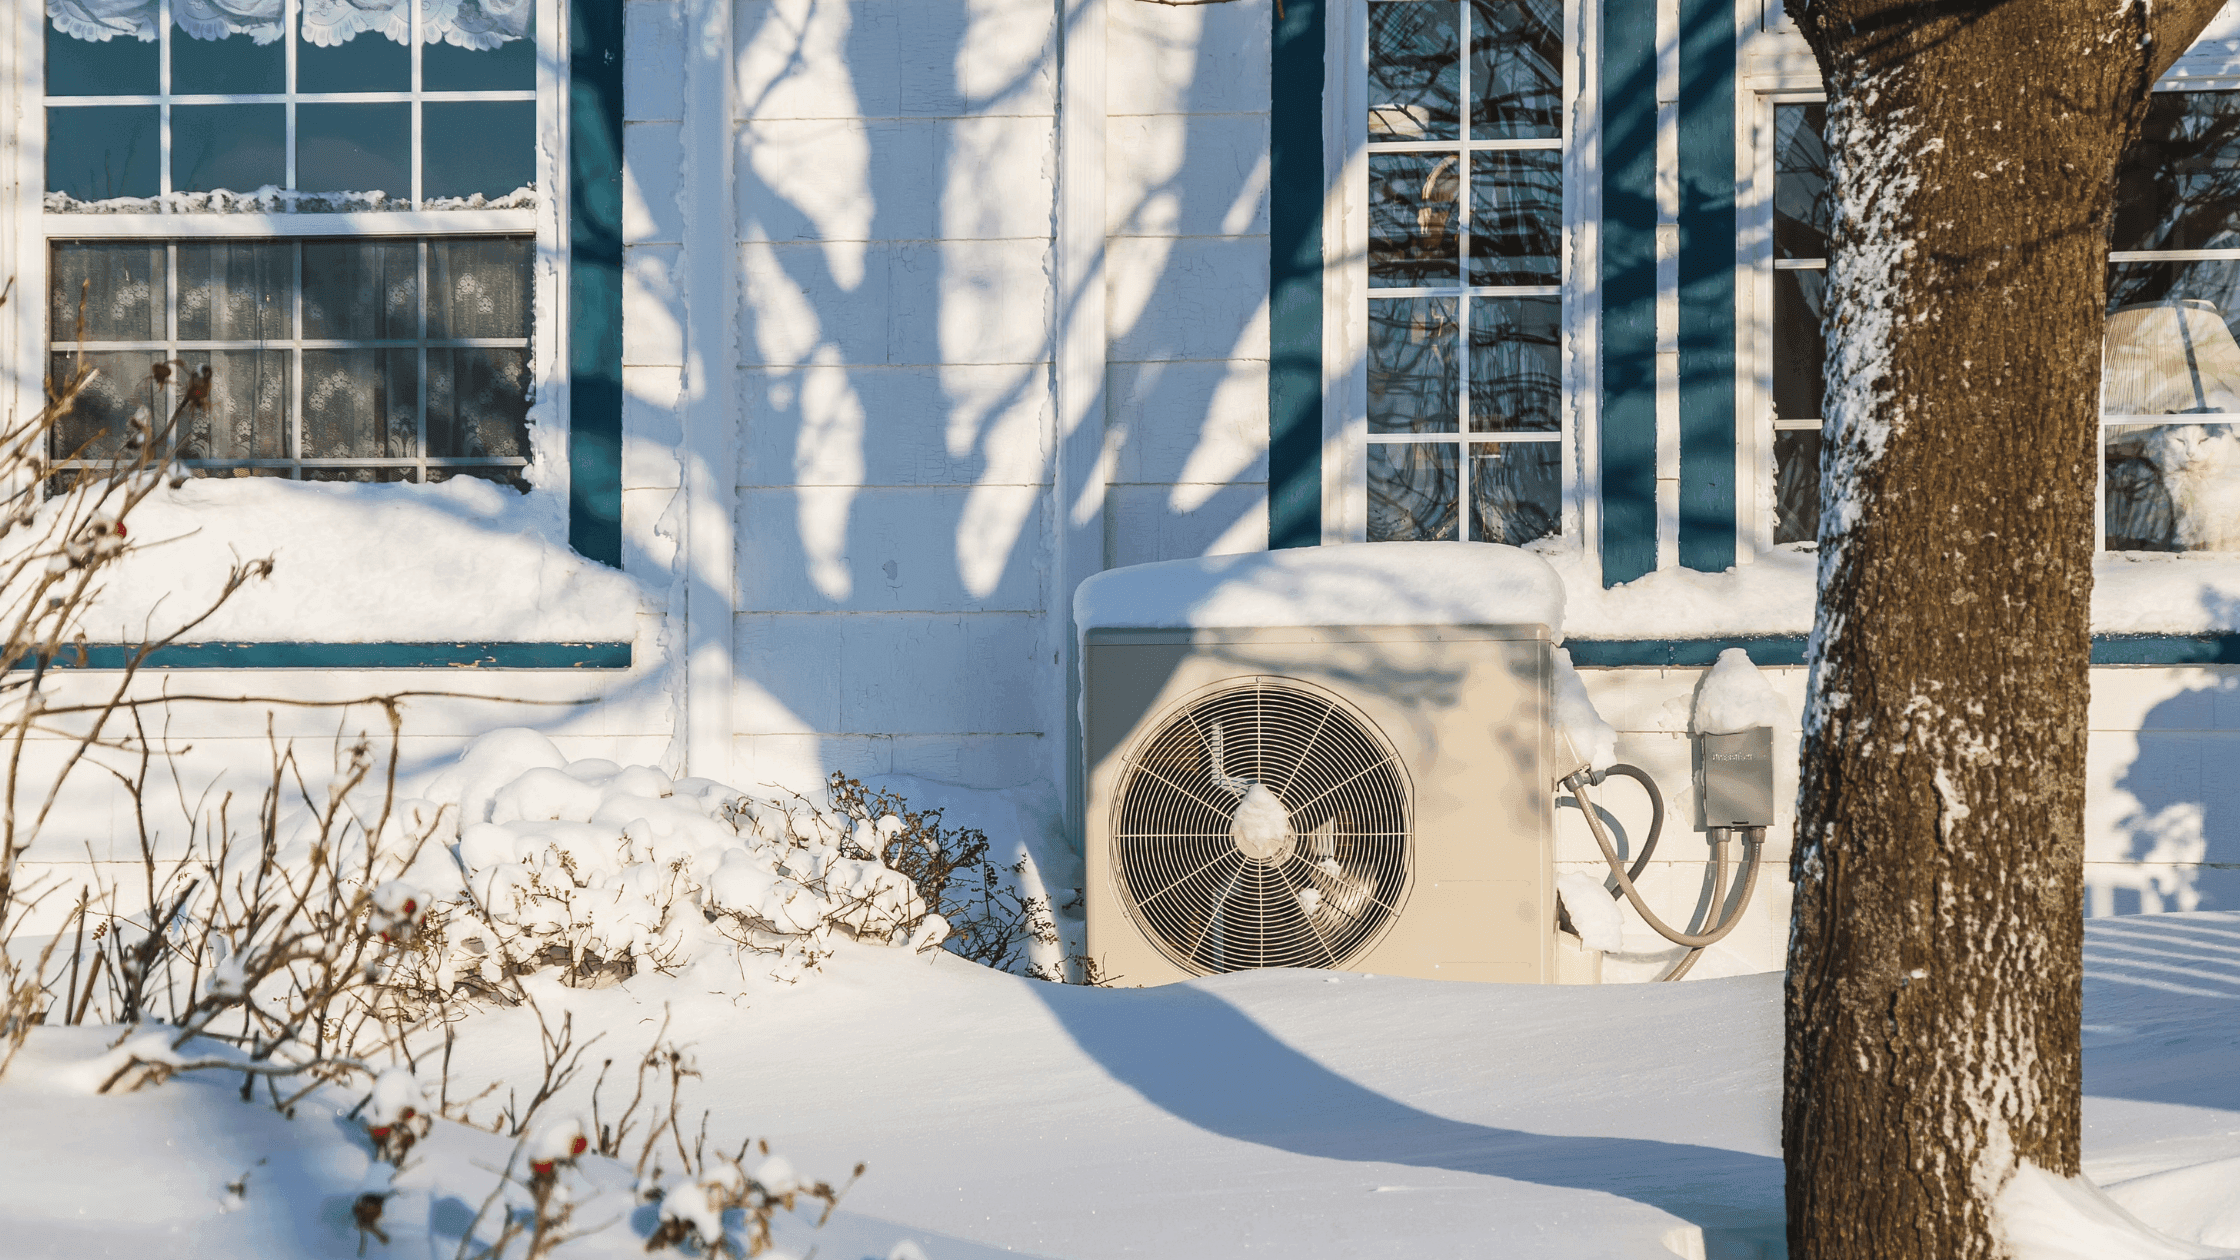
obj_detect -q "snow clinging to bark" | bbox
[1804,72,1926,742]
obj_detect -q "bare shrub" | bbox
[0,279,285,1073]
[822,772,1058,975]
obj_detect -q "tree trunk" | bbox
[1780,1,2226,1257]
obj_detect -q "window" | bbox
[2104,92,2240,552]
[1767,100,1827,544]
[1765,90,2240,554]
[1361,0,1564,545]
[40,0,544,485]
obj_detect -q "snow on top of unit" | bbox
[1692,648,1791,735]
[1074,542,1566,634]
[53,475,645,642]
[1552,647,1616,773]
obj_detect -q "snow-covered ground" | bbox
[1,911,2234,1259]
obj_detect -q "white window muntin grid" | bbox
[1363,0,1568,540]
[41,0,537,210]
[1751,83,2240,554]
[48,236,534,481]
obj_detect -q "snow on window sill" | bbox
[47,475,646,644]
[44,186,538,215]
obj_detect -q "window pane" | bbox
[46,26,159,96]
[177,351,290,460]
[47,234,534,482]
[1469,150,1560,285]
[170,30,284,95]
[1468,441,1559,543]
[297,27,409,93]
[172,104,286,193]
[303,349,417,458]
[1772,268,1826,422]
[2113,91,2240,253]
[1774,428,1820,545]
[429,239,533,338]
[1469,0,1561,140]
[2105,262,2240,414]
[303,241,419,340]
[46,106,159,202]
[49,351,165,462]
[50,242,165,342]
[1369,443,1460,540]
[1370,297,1459,433]
[1370,153,1460,288]
[423,102,537,202]
[179,242,293,342]
[430,348,530,458]
[423,5,537,91]
[297,103,412,201]
[2104,422,2240,552]
[1368,1,1460,141]
[1774,103,1830,261]
[1469,297,1559,432]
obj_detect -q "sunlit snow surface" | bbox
[2,914,2235,1259]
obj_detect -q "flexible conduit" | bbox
[1566,768,1765,982]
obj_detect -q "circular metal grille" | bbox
[1111,678,1412,974]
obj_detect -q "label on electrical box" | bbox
[1700,727,1776,828]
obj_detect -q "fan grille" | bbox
[1110,678,1412,974]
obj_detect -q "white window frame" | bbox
[1325,0,1589,552]
[3,0,570,494]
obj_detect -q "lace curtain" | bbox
[48,0,531,50]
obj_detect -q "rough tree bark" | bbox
[1781,1,2228,1257]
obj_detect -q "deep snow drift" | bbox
[1,909,2234,1258]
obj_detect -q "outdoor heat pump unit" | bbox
[1079,547,1571,987]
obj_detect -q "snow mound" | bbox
[1692,648,1791,735]
[1553,871,1622,953]
[59,476,646,642]
[2109,1159,2240,1251]
[1996,1161,2236,1259]
[1075,541,1566,634]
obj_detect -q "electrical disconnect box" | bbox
[1699,727,1776,829]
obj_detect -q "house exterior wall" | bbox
[2,0,2234,951]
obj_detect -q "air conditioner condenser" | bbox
[1082,624,1562,987]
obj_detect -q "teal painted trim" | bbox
[2093,635,2240,665]
[1600,0,1658,587]
[1566,635,2240,667]
[1675,0,1735,572]
[27,643,633,670]
[1268,0,1324,550]
[1567,636,1807,667]
[569,0,625,568]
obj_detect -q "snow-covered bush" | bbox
[389,728,1051,991]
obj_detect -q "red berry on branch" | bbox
[569,1135,587,1157]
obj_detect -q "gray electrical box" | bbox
[1700,727,1776,828]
